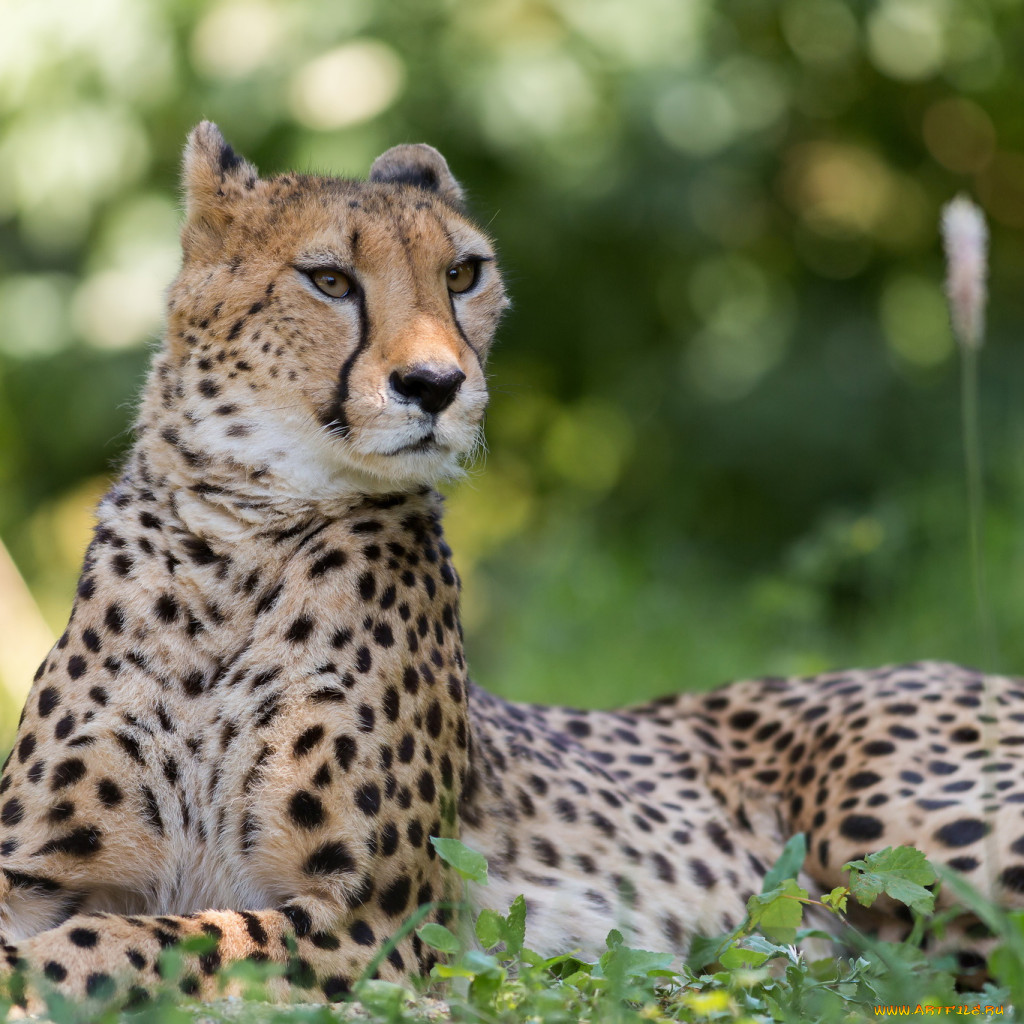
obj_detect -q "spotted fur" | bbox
[1,125,1020,1010]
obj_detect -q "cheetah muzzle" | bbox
[1,123,1021,1010]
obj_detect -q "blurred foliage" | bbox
[3,0,1024,748]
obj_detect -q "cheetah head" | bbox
[157,122,507,500]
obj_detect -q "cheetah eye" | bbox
[446,260,479,295]
[310,268,352,299]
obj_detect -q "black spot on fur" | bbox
[114,732,144,764]
[304,841,356,875]
[241,912,268,946]
[1,799,23,827]
[310,550,347,577]
[255,584,284,615]
[51,758,86,790]
[689,858,716,888]
[104,604,125,634]
[382,686,400,722]
[38,687,60,717]
[840,814,884,841]
[334,735,357,771]
[847,771,881,790]
[154,594,179,622]
[69,927,99,948]
[863,740,895,756]
[286,615,314,643]
[35,826,103,858]
[426,700,443,738]
[309,930,340,950]
[378,875,412,916]
[417,771,436,803]
[289,791,326,830]
[935,818,990,847]
[951,727,980,744]
[142,786,164,834]
[323,975,351,1000]
[86,972,115,999]
[293,725,325,757]
[355,783,381,816]
[282,903,313,937]
[43,961,67,982]
[999,865,1024,893]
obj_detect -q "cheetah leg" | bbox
[0,815,170,948]
[0,902,431,1012]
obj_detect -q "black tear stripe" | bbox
[319,290,369,434]
[415,211,484,367]
[433,214,483,365]
[447,293,484,366]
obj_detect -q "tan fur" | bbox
[1,125,1021,1012]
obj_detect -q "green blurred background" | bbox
[2,0,1023,754]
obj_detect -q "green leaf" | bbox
[462,949,502,975]
[821,886,849,914]
[843,846,937,915]
[469,969,503,1005]
[175,932,218,955]
[475,908,503,949]
[933,864,1007,936]
[417,922,461,955]
[989,943,1019,987]
[543,953,594,978]
[686,931,733,970]
[720,945,770,969]
[599,944,674,979]
[564,970,598,988]
[743,934,799,959]
[746,877,808,944]
[762,832,808,892]
[520,948,546,967]
[430,836,489,883]
[505,893,527,954]
[432,962,478,980]
[357,979,411,1014]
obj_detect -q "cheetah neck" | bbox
[82,434,467,716]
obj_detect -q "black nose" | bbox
[390,365,466,415]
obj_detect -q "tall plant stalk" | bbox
[942,196,994,668]
[942,195,997,897]
[960,343,996,667]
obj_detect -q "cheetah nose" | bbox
[389,365,466,415]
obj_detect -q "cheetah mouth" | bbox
[386,433,444,456]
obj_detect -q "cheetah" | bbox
[1,123,1022,1010]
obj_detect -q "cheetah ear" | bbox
[369,144,465,208]
[181,121,259,253]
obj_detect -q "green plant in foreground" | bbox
[1,836,1019,1022]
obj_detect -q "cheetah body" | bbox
[1,126,1023,1009]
